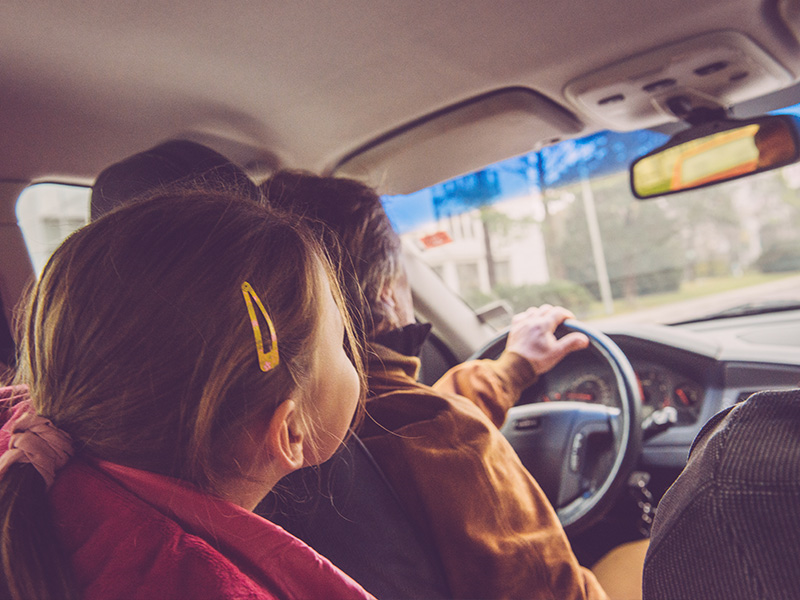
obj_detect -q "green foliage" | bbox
[484,280,594,316]
[462,289,497,312]
[753,179,800,273]
[626,267,683,295]
[450,162,800,318]
[756,242,800,273]
[552,174,687,301]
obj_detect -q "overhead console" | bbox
[564,31,794,131]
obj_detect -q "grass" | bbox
[583,271,798,320]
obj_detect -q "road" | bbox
[588,273,800,328]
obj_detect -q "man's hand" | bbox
[504,305,590,376]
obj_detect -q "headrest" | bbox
[91,140,260,219]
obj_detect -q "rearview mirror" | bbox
[631,114,800,199]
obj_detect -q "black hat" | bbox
[91,140,260,219]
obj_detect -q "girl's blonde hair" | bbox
[1,189,363,600]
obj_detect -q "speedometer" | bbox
[528,353,620,408]
[562,374,614,407]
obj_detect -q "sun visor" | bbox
[330,88,583,196]
[565,31,793,132]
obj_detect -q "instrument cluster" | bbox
[525,352,705,426]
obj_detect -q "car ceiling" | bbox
[1,0,799,191]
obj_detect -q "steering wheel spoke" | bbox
[558,406,618,506]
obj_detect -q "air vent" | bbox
[695,61,729,76]
[642,78,677,93]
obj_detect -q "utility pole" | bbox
[580,171,614,314]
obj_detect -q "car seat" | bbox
[257,434,452,599]
[643,390,800,599]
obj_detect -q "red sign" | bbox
[419,231,452,249]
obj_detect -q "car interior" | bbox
[4,1,800,598]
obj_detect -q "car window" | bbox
[16,184,91,275]
[383,103,800,327]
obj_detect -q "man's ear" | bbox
[265,399,305,474]
[375,281,402,335]
[379,281,398,312]
[379,274,415,331]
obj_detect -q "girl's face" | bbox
[302,275,361,465]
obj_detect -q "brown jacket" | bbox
[359,343,608,600]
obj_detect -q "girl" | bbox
[0,190,372,599]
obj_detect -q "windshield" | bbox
[383,103,800,327]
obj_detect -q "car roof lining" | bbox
[1,1,799,193]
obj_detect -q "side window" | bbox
[16,184,91,274]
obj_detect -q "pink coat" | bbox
[0,388,374,600]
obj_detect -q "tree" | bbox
[555,172,686,302]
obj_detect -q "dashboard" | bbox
[521,352,704,425]
[518,308,800,469]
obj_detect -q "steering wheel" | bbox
[468,319,642,535]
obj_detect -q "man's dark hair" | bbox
[91,140,261,219]
[262,171,402,339]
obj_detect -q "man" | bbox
[263,171,608,600]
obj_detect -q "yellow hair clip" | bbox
[241,281,280,372]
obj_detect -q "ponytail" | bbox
[0,464,77,600]
[0,390,77,600]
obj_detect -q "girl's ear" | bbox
[265,399,305,475]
